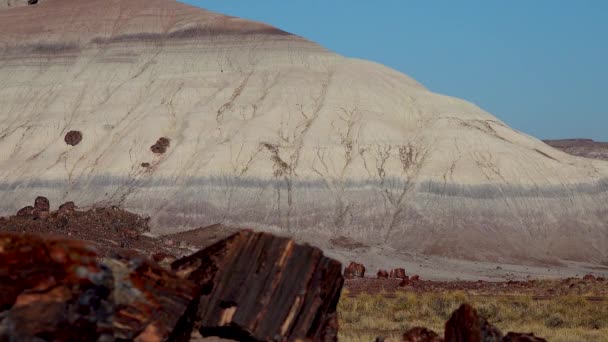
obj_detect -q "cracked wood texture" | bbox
[0,0,607,265]
[172,230,343,342]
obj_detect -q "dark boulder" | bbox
[377,270,389,278]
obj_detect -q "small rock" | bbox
[64,130,83,146]
[141,162,151,168]
[390,268,407,279]
[403,327,443,342]
[344,262,366,279]
[583,274,596,281]
[34,196,50,211]
[377,270,389,278]
[411,275,420,282]
[58,201,76,213]
[151,137,171,154]
[32,209,49,220]
[16,206,34,216]
[502,332,548,342]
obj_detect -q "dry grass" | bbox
[338,290,608,342]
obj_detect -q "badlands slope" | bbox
[1,0,607,265]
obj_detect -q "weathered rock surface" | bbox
[0,0,607,265]
[172,230,343,341]
[0,233,197,341]
[344,262,366,279]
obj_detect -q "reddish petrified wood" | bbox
[390,268,407,279]
[16,206,34,216]
[502,332,548,342]
[64,130,83,146]
[151,137,171,154]
[377,270,389,278]
[58,201,76,213]
[344,262,366,279]
[403,327,443,342]
[172,230,344,342]
[583,274,597,281]
[34,196,50,211]
[0,234,196,341]
[444,304,503,342]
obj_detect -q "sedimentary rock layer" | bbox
[0,0,607,263]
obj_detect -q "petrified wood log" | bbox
[444,304,503,342]
[172,230,344,342]
[0,233,196,341]
[390,268,407,279]
[377,270,389,278]
[344,261,365,279]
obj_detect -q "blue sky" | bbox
[183,1,608,140]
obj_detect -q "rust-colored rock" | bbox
[403,327,443,342]
[0,233,196,341]
[16,205,34,216]
[58,201,76,213]
[32,209,49,220]
[444,304,503,342]
[583,274,597,281]
[344,261,366,279]
[411,275,420,282]
[390,268,407,279]
[64,130,83,146]
[502,332,548,342]
[172,230,344,342]
[151,137,171,154]
[377,270,389,278]
[34,196,50,211]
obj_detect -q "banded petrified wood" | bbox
[172,230,344,342]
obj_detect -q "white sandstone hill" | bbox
[0,0,607,264]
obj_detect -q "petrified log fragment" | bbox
[344,261,365,279]
[64,130,83,146]
[172,230,344,342]
[34,196,50,211]
[16,205,34,216]
[151,137,171,154]
[390,268,407,279]
[444,304,503,342]
[403,327,443,342]
[58,201,76,211]
[0,233,196,341]
[377,270,389,278]
[502,332,548,342]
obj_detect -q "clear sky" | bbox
[183,1,608,141]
